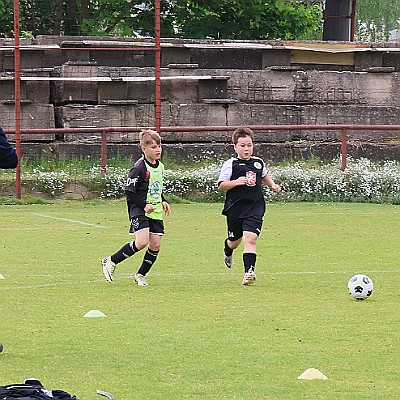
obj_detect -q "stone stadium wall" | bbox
[1,36,399,162]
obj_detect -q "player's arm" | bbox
[125,162,148,210]
[0,128,18,169]
[218,178,247,191]
[262,173,281,193]
[162,200,171,216]
[160,193,171,215]
[217,159,246,191]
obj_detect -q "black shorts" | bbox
[129,215,165,235]
[226,215,263,241]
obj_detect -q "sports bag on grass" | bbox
[0,379,77,399]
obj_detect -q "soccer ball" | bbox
[348,274,373,300]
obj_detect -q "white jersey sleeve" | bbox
[261,162,268,178]
[217,158,234,185]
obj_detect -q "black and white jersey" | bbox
[218,156,268,218]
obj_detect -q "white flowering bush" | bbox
[1,157,399,204]
[270,157,400,204]
[164,164,225,202]
[23,168,70,197]
[163,157,400,204]
[86,166,129,198]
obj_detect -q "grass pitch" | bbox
[0,201,399,399]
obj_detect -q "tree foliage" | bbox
[172,0,322,40]
[355,0,400,41]
[0,0,322,39]
[0,0,398,41]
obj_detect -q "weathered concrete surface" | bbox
[1,36,399,161]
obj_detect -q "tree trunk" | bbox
[53,0,64,35]
[64,0,80,35]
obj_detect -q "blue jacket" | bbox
[0,127,18,169]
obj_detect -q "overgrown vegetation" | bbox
[356,0,400,41]
[0,0,323,40]
[1,156,399,204]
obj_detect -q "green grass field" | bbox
[1,201,399,399]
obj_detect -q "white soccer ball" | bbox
[348,274,374,300]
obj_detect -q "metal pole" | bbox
[350,0,357,41]
[101,129,107,175]
[341,128,347,171]
[14,0,21,199]
[154,0,161,134]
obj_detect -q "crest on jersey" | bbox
[253,161,262,169]
[246,171,257,186]
[149,180,162,199]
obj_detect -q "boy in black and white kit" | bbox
[101,129,171,286]
[218,127,281,285]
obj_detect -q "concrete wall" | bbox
[0,36,399,161]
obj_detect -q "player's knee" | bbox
[135,239,149,250]
[243,232,257,246]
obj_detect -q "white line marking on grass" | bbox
[149,269,400,277]
[0,227,47,231]
[263,269,400,276]
[5,269,400,280]
[1,269,399,291]
[0,279,106,291]
[32,213,110,229]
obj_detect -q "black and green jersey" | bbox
[125,157,165,220]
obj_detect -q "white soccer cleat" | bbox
[134,273,148,286]
[224,254,234,268]
[101,257,116,282]
[242,271,257,286]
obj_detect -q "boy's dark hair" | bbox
[232,127,254,145]
[139,129,161,147]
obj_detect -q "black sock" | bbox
[224,238,233,256]
[137,249,159,276]
[111,241,139,264]
[243,252,256,273]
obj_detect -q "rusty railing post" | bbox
[14,0,22,199]
[341,127,347,171]
[154,0,161,134]
[101,129,107,175]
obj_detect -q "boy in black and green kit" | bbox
[101,129,171,286]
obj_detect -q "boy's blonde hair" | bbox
[139,129,161,147]
[232,127,254,145]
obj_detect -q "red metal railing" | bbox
[12,0,163,199]
[4,124,400,198]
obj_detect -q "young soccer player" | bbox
[101,129,171,286]
[0,127,18,169]
[218,127,281,285]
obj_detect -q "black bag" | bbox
[0,379,77,399]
